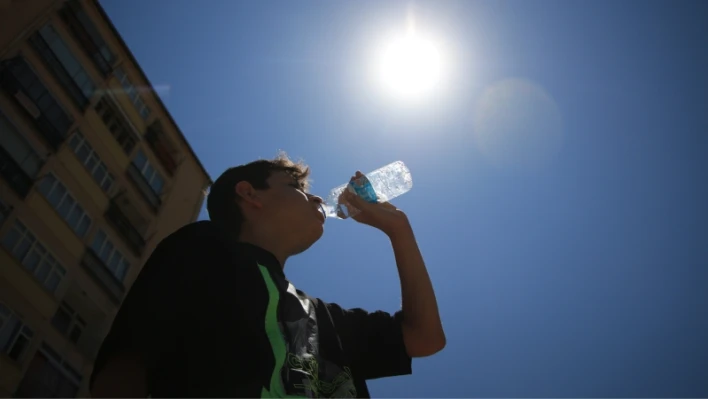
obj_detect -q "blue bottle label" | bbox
[348,175,378,203]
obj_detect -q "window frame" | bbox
[2,219,67,294]
[90,228,130,282]
[113,67,151,120]
[0,56,74,150]
[37,173,92,238]
[29,23,96,110]
[0,108,45,179]
[51,301,86,344]
[132,149,165,196]
[39,342,83,388]
[94,97,137,154]
[67,130,115,194]
[59,0,116,76]
[0,301,35,363]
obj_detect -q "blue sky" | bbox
[101,0,708,396]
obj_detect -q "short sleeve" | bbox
[325,302,412,381]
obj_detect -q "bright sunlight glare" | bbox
[378,29,443,101]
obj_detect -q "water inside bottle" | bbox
[322,184,362,219]
[322,160,412,220]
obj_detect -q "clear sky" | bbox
[100,0,708,396]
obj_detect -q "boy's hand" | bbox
[338,171,411,237]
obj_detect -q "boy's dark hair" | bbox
[206,152,310,235]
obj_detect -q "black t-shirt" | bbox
[90,221,412,398]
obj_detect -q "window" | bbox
[30,24,96,109]
[144,122,179,176]
[132,150,164,195]
[37,174,92,238]
[94,97,137,154]
[14,343,81,397]
[42,343,83,383]
[2,220,67,293]
[68,131,114,193]
[0,302,34,362]
[91,229,129,282]
[105,199,147,256]
[0,109,44,178]
[51,302,86,344]
[0,57,73,149]
[113,67,151,120]
[60,0,115,76]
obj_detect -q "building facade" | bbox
[0,0,212,396]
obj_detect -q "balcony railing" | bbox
[127,163,161,211]
[145,125,178,176]
[13,346,81,398]
[28,29,92,110]
[94,97,138,155]
[0,145,34,199]
[59,0,114,76]
[0,58,73,150]
[80,249,125,305]
[105,200,146,256]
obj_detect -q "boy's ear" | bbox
[235,181,263,209]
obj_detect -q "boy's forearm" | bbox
[388,224,446,357]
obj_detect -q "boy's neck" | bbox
[237,227,289,268]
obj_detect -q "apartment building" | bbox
[0,0,212,396]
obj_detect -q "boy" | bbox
[90,154,445,398]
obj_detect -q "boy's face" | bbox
[258,171,325,253]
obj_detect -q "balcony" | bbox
[105,199,146,256]
[145,122,179,176]
[59,0,115,76]
[0,145,34,199]
[53,284,107,361]
[29,26,93,111]
[94,97,138,154]
[13,346,81,398]
[0,58,73,150]
[80,248,125,305]
[127,163,161,211]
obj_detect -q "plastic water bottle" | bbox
[321,161,413,220]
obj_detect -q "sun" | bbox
[378,29,443,101]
